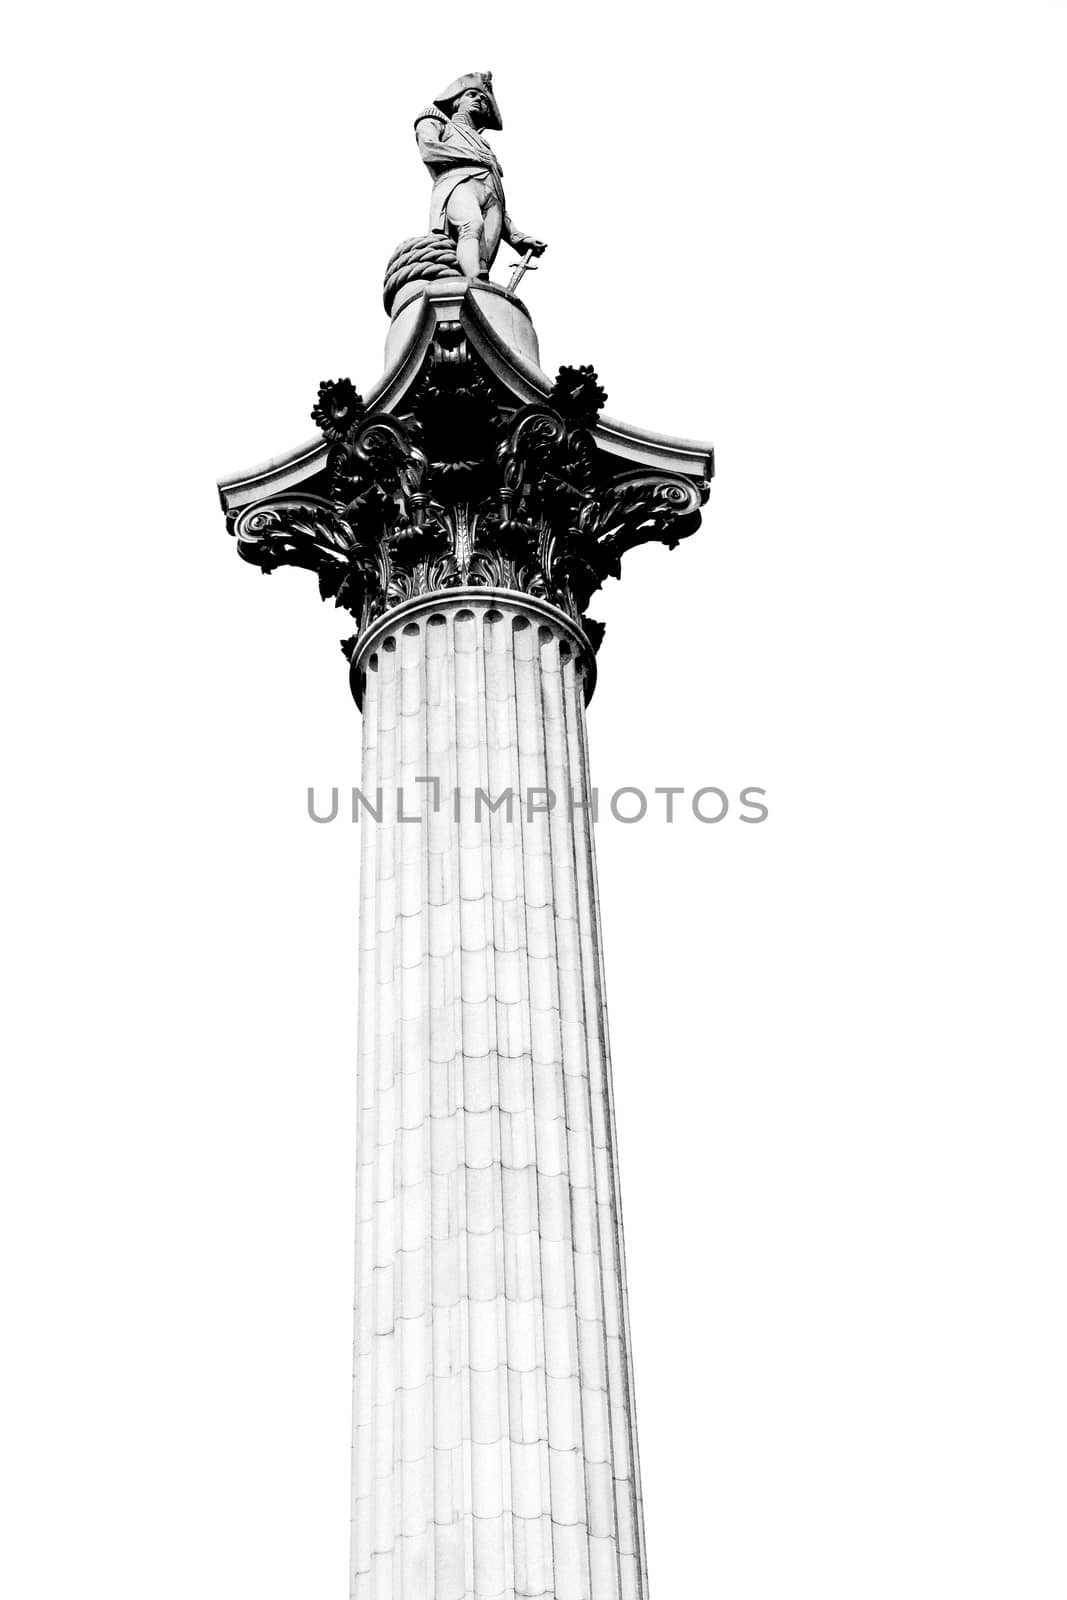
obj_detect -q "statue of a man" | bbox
[415,72,547,283]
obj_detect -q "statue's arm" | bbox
[415,112,456,166]
[503,211,547,256]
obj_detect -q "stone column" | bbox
[350,592,646,1600]
[222,256,711,1600]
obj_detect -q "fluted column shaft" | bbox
[351,594,646,1600]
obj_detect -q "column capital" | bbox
[221,284,713,691]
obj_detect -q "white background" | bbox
[3,3,1065,1596]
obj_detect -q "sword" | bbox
[506,248,539,294]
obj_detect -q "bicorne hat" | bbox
[434,70,503,132]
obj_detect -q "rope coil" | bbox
[383,234,462,314]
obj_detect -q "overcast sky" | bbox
[4,4,1066,1597]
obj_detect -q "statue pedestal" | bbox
[385,278,542,375]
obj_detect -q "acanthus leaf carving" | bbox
[234,495,354,577]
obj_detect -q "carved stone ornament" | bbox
[230,350,709,662]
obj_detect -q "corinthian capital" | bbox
[221,280,713,689]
